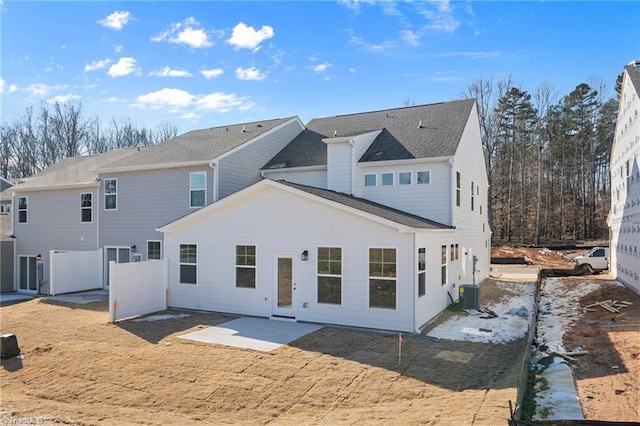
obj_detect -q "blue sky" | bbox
[1,1,639,134]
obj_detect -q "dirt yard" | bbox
[1,286,527,426]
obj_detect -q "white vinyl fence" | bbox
[49,249,103,295]
[109,259,168,323]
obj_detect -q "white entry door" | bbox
[271,253,296,319]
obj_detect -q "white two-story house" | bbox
[158,100,491,332]
[9,117,304,293]
[609,60,640,295]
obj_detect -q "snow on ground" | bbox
[426,281,536,344]
[531,278,602,421]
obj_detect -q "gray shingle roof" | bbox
[625,61,640,96]
[276,180,452,230]
[13,148,141,190]
[263,99,475,170]
[97,117,296,170]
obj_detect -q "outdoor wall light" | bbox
[131,245,137,253]
[301,250,309,261]
[36,254,42,261]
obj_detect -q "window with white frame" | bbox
[104,179,117,210]
[81,193,92,223]
[369,248,396,309]
[399,172,411,185]
[364,174,376,187]
[190,172,206,208]
[147,241,162,260]
[317,247,342,304]
[441,245,447,285]
[418,247,426,297]
[179,244,197,284]
[236,245,256,288]
[471,181,475,211]
[456,172,461,207]
[381,173,394,186]
[18,197,27,223]
[417,170,430,184]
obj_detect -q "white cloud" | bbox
[0,77,4,93]
[417,1,460,33]
[235,67,267,81]
[98,11,132,31]
[434,51,502,60]
[103,96,122,103]
[107,57,139,77]
[25,83,53,98]
[136,88,195,109]
[227,22,274,50]
[8,84,18,93]
[337,0,375,11]
[85,58,112,72]
[349,35,396,52]
[349,67,358,74]
[312,62,332,73]
[113,44,123,53]
[400,29,420,46]
[181,112,201,121]
[148,66,193,77]
[152,17,213,49]
[200,68,224,79]
[133,88,254,114]
[47,94,81,104]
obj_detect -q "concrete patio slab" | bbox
[0,293,35,304]
[179,316,323,352]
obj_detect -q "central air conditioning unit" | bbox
[459,285,481,310]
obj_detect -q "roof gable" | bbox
[263,99,475,169]
[625,61,640,96]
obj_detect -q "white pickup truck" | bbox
[574,247,609,273]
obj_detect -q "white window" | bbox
[369,248,396,309]
[418,248,426,297]
[456,172,461,207]
[236,245,256,288]
[317,247,342,305]
[417,171,430,184]
[471,181,475,211]
[180,244,197,284]
[365,174,376,187]
[104,178,117,210]
[441,245,447,286]
[381,173,394,186]
[18,196,27,223]
[147,241,162,260]
[81,193,92,223]
[399,172,412,185]
[190,172,206,208]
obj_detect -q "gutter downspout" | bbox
[411,230,417,333]
[209,160,218,202]
[96,179,102,288]
[448,158,455,226]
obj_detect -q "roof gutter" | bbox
[92,159,212,174]
[12,181,98,193]
[358,155,454,168]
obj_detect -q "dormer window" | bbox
[381,173,394,186]
[365,174,377,187]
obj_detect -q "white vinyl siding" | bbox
[326,142,353,193]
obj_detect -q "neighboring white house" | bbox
[9,117,304,293]
[159,100,491,332]
[609,60,640,295]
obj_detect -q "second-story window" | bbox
[104,179,117,210]
[399,172,411,185]
[456,172,461,207]
[471,181,475,211]
[381,173,394,186]
[18,196,27,223]
[417,170,430,184]
[365,174,376,187]
[81,193,92,222]
[190,172,206,208]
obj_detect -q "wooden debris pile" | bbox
[582,299,633,313]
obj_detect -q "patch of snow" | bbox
[426,281,536,344]
[531,278,601,420]
[132,313,191,322]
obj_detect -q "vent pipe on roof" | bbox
[334,130,337,137]
[242,125,246,133]
[418,120,423,128]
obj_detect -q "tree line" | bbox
[0,102,177,179]
[463,75,621,245]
